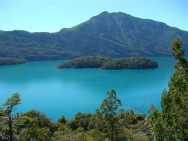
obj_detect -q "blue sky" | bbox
[1,0,188,32]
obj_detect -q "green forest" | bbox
[0,57,26,66]
[0,38,188,141]
[57,57,158,69]
[0,12,188,62]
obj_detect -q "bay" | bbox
[0,57,175,121]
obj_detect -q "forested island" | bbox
[0,57,26,66]
[57,56,158,69]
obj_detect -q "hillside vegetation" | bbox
[0,12,188,62]
[0,91,150,141]
[0,57,26,66]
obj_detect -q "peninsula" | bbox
[0,57,26,66]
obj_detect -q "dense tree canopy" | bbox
[0,57,26,66]
[0,92,149,141]
[57,56,158,69]
[149,38,188,140]
[57,56,111,69]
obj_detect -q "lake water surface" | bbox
[0,57,175,121]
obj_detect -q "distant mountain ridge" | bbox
[0,11,188,61]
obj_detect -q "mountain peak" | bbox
[0,12,188,61]
[99,11,109,15]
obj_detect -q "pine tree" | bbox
[99,90,122,141]
[3,93,21,141]
[149,38,188,140]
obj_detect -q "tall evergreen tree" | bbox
[3,93,21,141]
[149,38,188,140]
[99,90,122,141]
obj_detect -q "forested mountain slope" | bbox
[0,11,188,61]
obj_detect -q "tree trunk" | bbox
[111,119,114,141]
[8,114,13,141]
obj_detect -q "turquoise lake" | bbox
[0,57,176,121]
